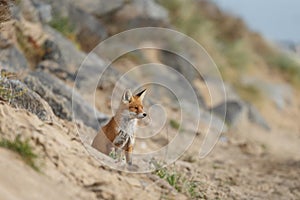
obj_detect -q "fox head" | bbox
[121,89,147,119]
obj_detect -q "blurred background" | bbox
[0,0,300,199]
[215,0,300,43]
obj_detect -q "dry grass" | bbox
[0,0,14,25]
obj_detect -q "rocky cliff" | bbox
[0,0,300,199]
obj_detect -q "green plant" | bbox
[169,119,180,130]
[0,135,39,171]
[108,150,117,160]
[267,53,300,85]
[0,72,27,102]
[49,16,79,48]
[153,162,201,198]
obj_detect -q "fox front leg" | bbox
[125,144,133,165]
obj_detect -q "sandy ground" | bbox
[0,80,300,199]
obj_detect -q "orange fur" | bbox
[92,89,147,165]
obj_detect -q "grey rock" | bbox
[0,34,11,49]
[202,76,241,104]
[43,26,86,73]
[24,73,72,121]
[241,76,293,110]
[0,78,54,121]
[116,0,168,21]
[35,3,52,23]
[125,17,169,29]
[0,46,28,72]
[42,26,109,91]
[42,39,65,65]
[210,100,244,126]
[247,104,271,131]
[107,0,169,33]
[131,0,168,21]
[24,71,108,130]
[67,0,125,17]
[39,0,108,51]
[159,50,206,108]
[36,60,76,81]
[68,5,107,51]
[210,100,271,131]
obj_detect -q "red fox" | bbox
[92,89,147,165]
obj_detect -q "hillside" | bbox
[0,0,300,199]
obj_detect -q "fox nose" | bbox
[143,113,147,117]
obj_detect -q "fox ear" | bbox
[122,89,132,103]
[136,89,147,101]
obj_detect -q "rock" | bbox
[42,26,110,91]
[105,0,169,34]
[42,39,65,65]
[210,100,244,126]
[20,0,40,23]
[0,46,29,72]
[198,76,241,107]
[199,107,228,133]
[24,73,72,121]
[116,0,168,21]
[159,50,206,108]
[266,83,293,110]
[210,100,271,131]
[24,71,108,130]
[43,26,87,73]
[125,17,169,30]
[68,5,107,52]
[0,34,11,49]
[39,0,108,52]
[0,78,54,121]
[247,104,271,131]
[35,3,52,23]
[68,0,125,17]
[241,76,293,110]
[131,0,169,20]
[36,60,76,81]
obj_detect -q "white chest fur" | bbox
[113,112,137,148]
[118,118,137,137]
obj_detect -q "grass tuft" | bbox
[0,135,39,171]
[153,161,201,198]
[169,119,180,130]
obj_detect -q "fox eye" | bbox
[135,106,138,110]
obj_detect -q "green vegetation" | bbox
[0,85,27,101]
[49,16,80,48]
[108,150,117,160]
[267,53,300,85]
[153,162,201,199]
[0,135,39,171]
[0,72,27,102]
[49,16,74,38]
[169,119,180,130]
